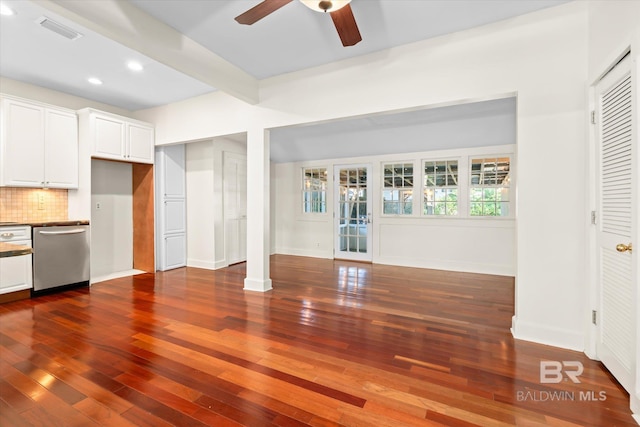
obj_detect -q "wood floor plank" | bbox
[0,255,635,426]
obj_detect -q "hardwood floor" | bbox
[0,255,635,426]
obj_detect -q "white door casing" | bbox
[334,164,372,261]
[594,55,636,395]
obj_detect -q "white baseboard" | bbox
[374,255,515,276]
[91,269,145,284]
[187,258,228,270]
[274,247,333,259]
[631,392,640,425]
[511,315,584,352]
[244,278,273,292]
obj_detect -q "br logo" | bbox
[540,361,583,384]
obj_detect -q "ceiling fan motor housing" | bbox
[318,1,334,12]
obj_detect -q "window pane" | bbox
[469,157,511,217]
[382,162,413,214]
[383,201,397,214]
[303,167,327,213]
[423,160,458,216]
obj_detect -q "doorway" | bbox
[334,164,372,261]
[224,152,248,265]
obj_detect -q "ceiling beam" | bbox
[35,0,260,105]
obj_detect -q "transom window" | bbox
[382,163,413,215]
[302,167,327,213]
[423,160,458,216]
[470,157,510,216]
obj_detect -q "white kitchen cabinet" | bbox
[0,226,33,295]
[0,95,78,188]
[80,109,154,164]
[0,245,33,294]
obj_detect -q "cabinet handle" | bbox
[1,232,15,238]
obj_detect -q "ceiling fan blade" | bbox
[330,4,362,47]
[235,0,294,25]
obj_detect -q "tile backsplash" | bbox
[0,188,68,222]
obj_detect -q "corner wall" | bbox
[185,136,247,270]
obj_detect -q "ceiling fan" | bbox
[235,0,362,47]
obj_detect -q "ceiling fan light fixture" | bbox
[0,3,15,16]
[300,0,351,13]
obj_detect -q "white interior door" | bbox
[334,165,372,261]
[595,56,636,394]
[224,152,247,265]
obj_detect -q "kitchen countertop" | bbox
[0,220,90,227]
[0,242,32,258]
[29,220,90,227]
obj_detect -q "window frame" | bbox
[421,157,460,217]
[301,166,329,215]
[381,161,416,216]
[418,153,514,220]
[468,155,512,218]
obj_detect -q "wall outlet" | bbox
[95,202,102,210]
[38,193,45,210]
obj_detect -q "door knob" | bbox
[616,243,633,253]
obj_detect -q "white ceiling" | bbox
[270,97,516,162]
[0,0,569,110]
[131,0,568,80]
[0,0,566,162]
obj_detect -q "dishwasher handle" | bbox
[38,228,87,236]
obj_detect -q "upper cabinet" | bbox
[0,95,78,188]
[79,109,154,164]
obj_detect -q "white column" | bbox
[244,127,272,292]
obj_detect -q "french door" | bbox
[594,55,636,394]
[334,165,372,261]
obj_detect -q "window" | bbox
[302,167,327,213]
[382,163,413,215]
[423,160,458,215]
[470,157,510,216]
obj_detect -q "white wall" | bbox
[136,2,589,351]
[90,159,133,278]
[185,136,246,269]
[186,140,216,269]
[0,77,130,116]
[274,145,516,275]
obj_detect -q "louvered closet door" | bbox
[595,56,636,394]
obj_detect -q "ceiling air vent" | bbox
[36,16,83,41]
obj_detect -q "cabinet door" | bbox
[162,145,185,198]
[127,124,154,164]
[163,200,186,234]
[164,234,186,270]
[1,99,45,187]
[93,115,125,160]
[45,109,78,188]
[0,250,33,294]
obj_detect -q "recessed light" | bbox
[0,4,15,16]
[127,61,143,72]
[88,77,103,85]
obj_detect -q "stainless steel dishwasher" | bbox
[32,224,90,294]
